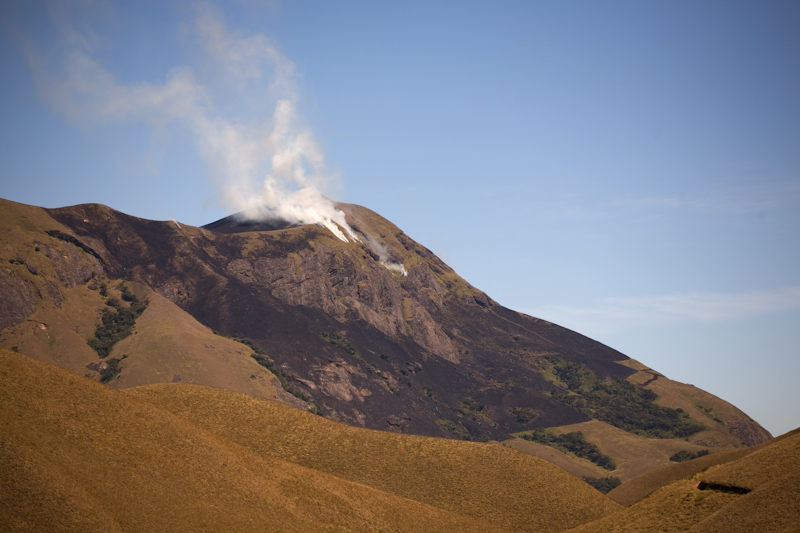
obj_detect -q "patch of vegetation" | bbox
[438,419,467,438]
[695,404,726,425]
[232,335,322,415]
[670,449,710,462]
[436,419,488,442]
[119,282,137,302]
[457,396,493,425]
[461,396,485,413]
[510,407,538,424]
[547,356,706,439]
[521,429,616,471]
[401,299,413,335]
[99,355,127,383]
[583,476,622,494]
[87,292,147,358]
[422,386,436,400]
[319,332,359,358]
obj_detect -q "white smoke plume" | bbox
[21,2,358,242]
[366,235,407,277]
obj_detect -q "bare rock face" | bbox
[37,240,103,288]
[729,417,773,446]
[0,268,36,330]
[226,243,459,363]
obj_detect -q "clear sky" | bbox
[1,1,798,436]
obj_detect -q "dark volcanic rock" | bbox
[41,202,769,446]
[202,213,299,233]
[0,268,36,330]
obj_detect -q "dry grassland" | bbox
[538,418,721,481]
[128,382,622,532]
[570,430,800,532]
[109,290,297,405]
[0,349,507,532]
[567,475,740,532]
[606,447,753,506]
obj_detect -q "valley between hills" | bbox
[1,196,798,531]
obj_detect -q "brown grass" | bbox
[503,438,602,480]
[605,429,800,506]
[700,431,800,491]
[0,348,507,532]
[568,475,740,532]
[569,430,800,532]
[606,447,754,506]
[128,382,621,532]
[526,418,720,481]
[617,358,770,447]
[109,289,296,405]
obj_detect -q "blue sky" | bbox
[1,1,798,436]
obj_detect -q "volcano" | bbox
[0,197,772,484]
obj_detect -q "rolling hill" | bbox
[0,348,619,532]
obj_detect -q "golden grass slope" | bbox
[568,430,800,532]
[128,383,622,532]
[0,348,512,532]
[508,418,721,483]
[108,288,301,406]
[606,428,800,507]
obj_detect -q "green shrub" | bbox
[669,449,709,462]
[461,397,485,413]
[99,355,127,383]
[547,356,705,439]
[437,419,470,440]
[521,429,616,470]
[510,407,537,423]
[583,476,621,494]
[87,297,147,358]
[319,332,359,358]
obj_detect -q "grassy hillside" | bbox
[128,383,621,532]
[0,348,509,532]
[506,358,771,484]
[605,429,800,506]
[0,198,301,409]
[107,290,299,404]
[568,430,800,532]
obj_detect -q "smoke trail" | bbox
[366,235,407,277]
[21,2,358,241]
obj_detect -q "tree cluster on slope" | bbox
[546,357,705,439]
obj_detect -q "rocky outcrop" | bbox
[729,417,773,446]
[225,242,459,362]
[0,268,36,331]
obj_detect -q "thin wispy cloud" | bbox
[533,179,800,225]
[18,1,357,241]
[525,286,800,336]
